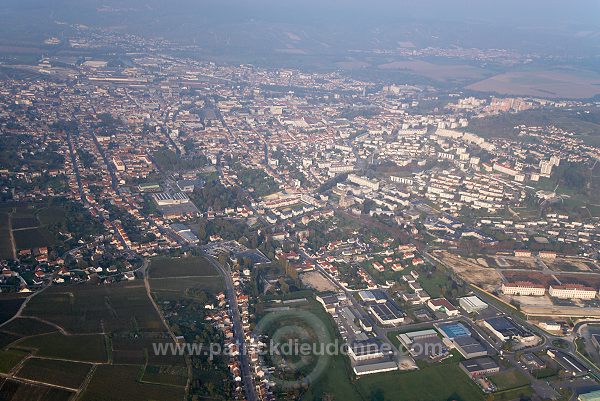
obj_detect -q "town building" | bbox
[548,284,597,300]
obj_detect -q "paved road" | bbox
[203,252,258,401]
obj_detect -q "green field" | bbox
[490,368,530,390]
[80,365,185,401]
[354,363,483,401]
[16,358,92,389]
[0,349,29,374]
[111,332,187,367]
[14,333,108,363]
[148,255,220,278]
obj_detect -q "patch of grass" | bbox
[16,358,92,389]
[80,365,184,401]
[354,363,483,401]
[532,365,559,379]
[489,368,530,390]
[14,333,108,363]
[494,386,534,401]
[419,268,453,298]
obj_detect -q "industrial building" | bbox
[459,357,500,378]
[152,192,190,206]
[438,322,471,339]
[316,292,346,313]
[398,329,446,358]
[453,336,488,359]
[458,296,488,313]
[547,349,589,377]
[170,223,199,244]
[437,322,487,359]
[368,301,405,325]
[347,339,388,362]
[483,316,536,343]
[353,360,399,376]
[359,289,388,304]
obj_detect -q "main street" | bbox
[202,251,258,401]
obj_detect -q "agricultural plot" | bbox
[0,332,21,349]
[0,296,26,325]
[111,332,187,367]
[24,282,164,333]
[0,380,73,401]
[11,216,39,230]
[8,280,188,396]
[149,256,224,301]
[0,349,29,374]
[36,207,66,226]
[14,333,108,363]
[0,212,14,259]
[80,365,185,401]
[0,317,58,337]
[150,276,225,300]
[142,365,188,387]
[2,201,102,252]
[16,358,92,389]
[12,228,54,250]
[148,255,220,278]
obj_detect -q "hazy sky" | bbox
[2,0,600,57]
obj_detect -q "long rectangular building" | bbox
[549,284,597,300]
[501,281,546,296]
[459,357,499,378]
